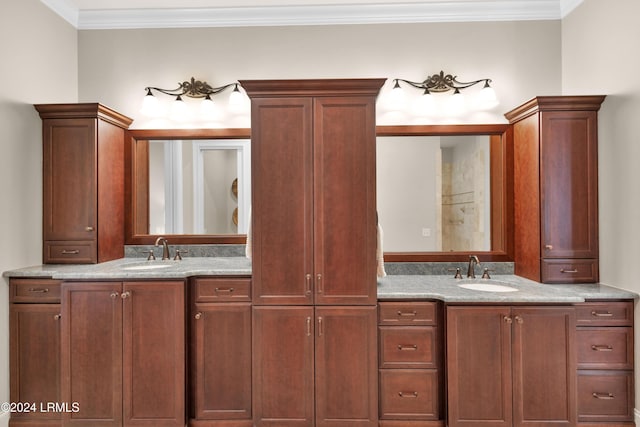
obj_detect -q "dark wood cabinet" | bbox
[189,277,252,426]
[505,96,605,283]
[61,281,185,427]
[35,104,133,264]
[244,79,382,306]
[447,305,576,427]
[9,278,62,427]
[575,301,635,425]
[378,301,444,426]
[243,79,383,427]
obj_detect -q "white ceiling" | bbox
[40,0,584,29]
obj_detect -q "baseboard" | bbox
[635,407,640,425]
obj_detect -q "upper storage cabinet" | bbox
[242,79,384,305]
[505,96,605,283]
[36,103,133,264]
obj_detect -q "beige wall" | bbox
[0,0,78,423]
[77,20,562,128]
[562,0,640,416]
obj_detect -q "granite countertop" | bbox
[2,257,252,280]
[377,275,638,303]
[4,258,637,303]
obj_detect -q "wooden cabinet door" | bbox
[61,282,123,427]
[253,306,314,427]
[10,304,61,423]
[43,118,97,242]
[313,98,377,306]
[540,110,599,260]
[447,306,513,427]
[192,303,251,421]
[315,306,377,427]
[512,307,576,427]
[251,98,314,305]
[122,281,185,427]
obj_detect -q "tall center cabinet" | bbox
[241,79,384,427]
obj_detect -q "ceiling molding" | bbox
[559,0,584,17]
[40,0,575,30]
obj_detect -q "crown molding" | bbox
[40,0,573,30]
[559,0,584,17]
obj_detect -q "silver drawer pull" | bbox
[591,311,613,317]
[591,345,613,351]
[398,391,418,398]
[397,344,418,351]
[61,249,80,254]
[560,269,578,273]
[592,392,615,400]
[28,288,49,293]
[215,287,235,293]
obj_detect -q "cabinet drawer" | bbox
[44,241,96,264]
[576,302,633,326]
[541,259,598,283]
[379,302,438,326]
[193,277,251,302]
[10,279,62,303]
[380,369,440,420]
[577,328,633,369]
[379,327,437,369]
[578,371,634,422]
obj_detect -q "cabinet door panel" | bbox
[192,303,251,420]
[251,98,314,305]
[446,306,512,427]
[43,118,97,241]
[123,281,185,427]
[315,306,377,426]
[10,304,61,422]
[540,111,598,259]
[512,307,576,427]
[61,282,122,426]
[253,306,314,427]
[313,97,377,305]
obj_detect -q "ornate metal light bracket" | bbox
[144,77,239,99]
[394,70,492,94]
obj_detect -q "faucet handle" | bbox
[173,249,188,261]
[482,268,493,279]
[146,250,156,261]
[448,268,463,279]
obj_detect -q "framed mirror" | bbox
[126,125,513,262]
[377,125,513,262]
[126,128,251,245]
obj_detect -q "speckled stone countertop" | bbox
[2,257,252,280]
[377,275,638,303]
[4,259,637,303]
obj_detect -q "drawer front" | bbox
[380,327,437,369]
[10,279,62,303]
[194,277,251,302]
[576,302,633,326]
[380,369,440,420]
[44,241,96,264]
[379,302,438,326]
[577,328,633,369]
[541,259,598,283]
[577,371,634,422]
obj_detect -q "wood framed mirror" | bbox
[126,124,513,262]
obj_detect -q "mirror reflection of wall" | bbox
[377,135,491,252]
[148,139,251,235]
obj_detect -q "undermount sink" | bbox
[123,263,174,271]
[458,282,518,293]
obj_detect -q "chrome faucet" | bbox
[467,255,480,278]
[155,236,170,260]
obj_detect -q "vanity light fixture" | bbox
[392,70,498,112]
[141,77,244,118]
